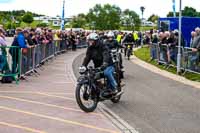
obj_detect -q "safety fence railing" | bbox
[21,39,88,77]
[0,39,88,84]
[149,43,200,75]
[182,47,200,74]
[0,46,21,84]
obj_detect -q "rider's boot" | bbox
[111,87,118,95]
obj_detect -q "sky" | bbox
[0,0,199,19]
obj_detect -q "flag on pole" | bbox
[61,0,65,30]
[172,0,176,17]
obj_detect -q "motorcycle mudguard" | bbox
[77,76,89,85]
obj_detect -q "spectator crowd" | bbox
[0,27,90,82]
[0,26,199,83]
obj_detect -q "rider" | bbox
[104,31,124,68]
[122,33,135,57]
[104,31,123,49]
[80,33,118,94]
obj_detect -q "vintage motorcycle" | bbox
[75,49,124,112]
[124,43,134,60]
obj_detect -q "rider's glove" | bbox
[100,62,108,71]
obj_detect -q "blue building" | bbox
[158,17,200,47]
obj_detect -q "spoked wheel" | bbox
[75,84,98,112]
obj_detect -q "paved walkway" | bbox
[0,50,120,133]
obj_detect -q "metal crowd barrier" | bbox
[54,40,61,55]
[150,43,159,61]
[21,42,55,77]
[20,40,85,80]
[158,44,169,65]
[182,47,200,74]
[149,43,200,75]
[0,46,21,84]
[67,39,88,49]
[77,39,88,48]
[0,39,87,84]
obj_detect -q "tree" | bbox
[70,13,87,28]
[167,12,179,17]
[121,9,141,30]
[22,12,34,24]
[87,4,121,30]
[167,6,199,17]
[182,6,198,17]
[148,14,159,23]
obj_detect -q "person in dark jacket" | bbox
[104,31,124,68]
[167,32,178,64]
[69,33,76,51]
[81,33,118,94]
[122,33,135,57]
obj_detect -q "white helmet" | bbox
[107,31,115,38]
[87,33,99,41]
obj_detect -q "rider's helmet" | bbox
[87,32,99,46]
[87,32,99,41]
[107,31,115,38]
[107,31,115,41]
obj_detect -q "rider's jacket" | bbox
[123,34,135,43]
[82,40,113,68]
[122,34,135,47]
[104,39,123,50]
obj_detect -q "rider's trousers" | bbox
[104,65,117,90]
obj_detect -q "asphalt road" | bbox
[73,53,200,133]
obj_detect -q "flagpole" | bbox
[172,0,176,17]
[61,0,65,30]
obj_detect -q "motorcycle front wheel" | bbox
[75,84,98,113]
[127,49,131,60]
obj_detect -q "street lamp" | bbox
[177,0,182,74]
[140,6,145,20]
[140,6,145,47]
